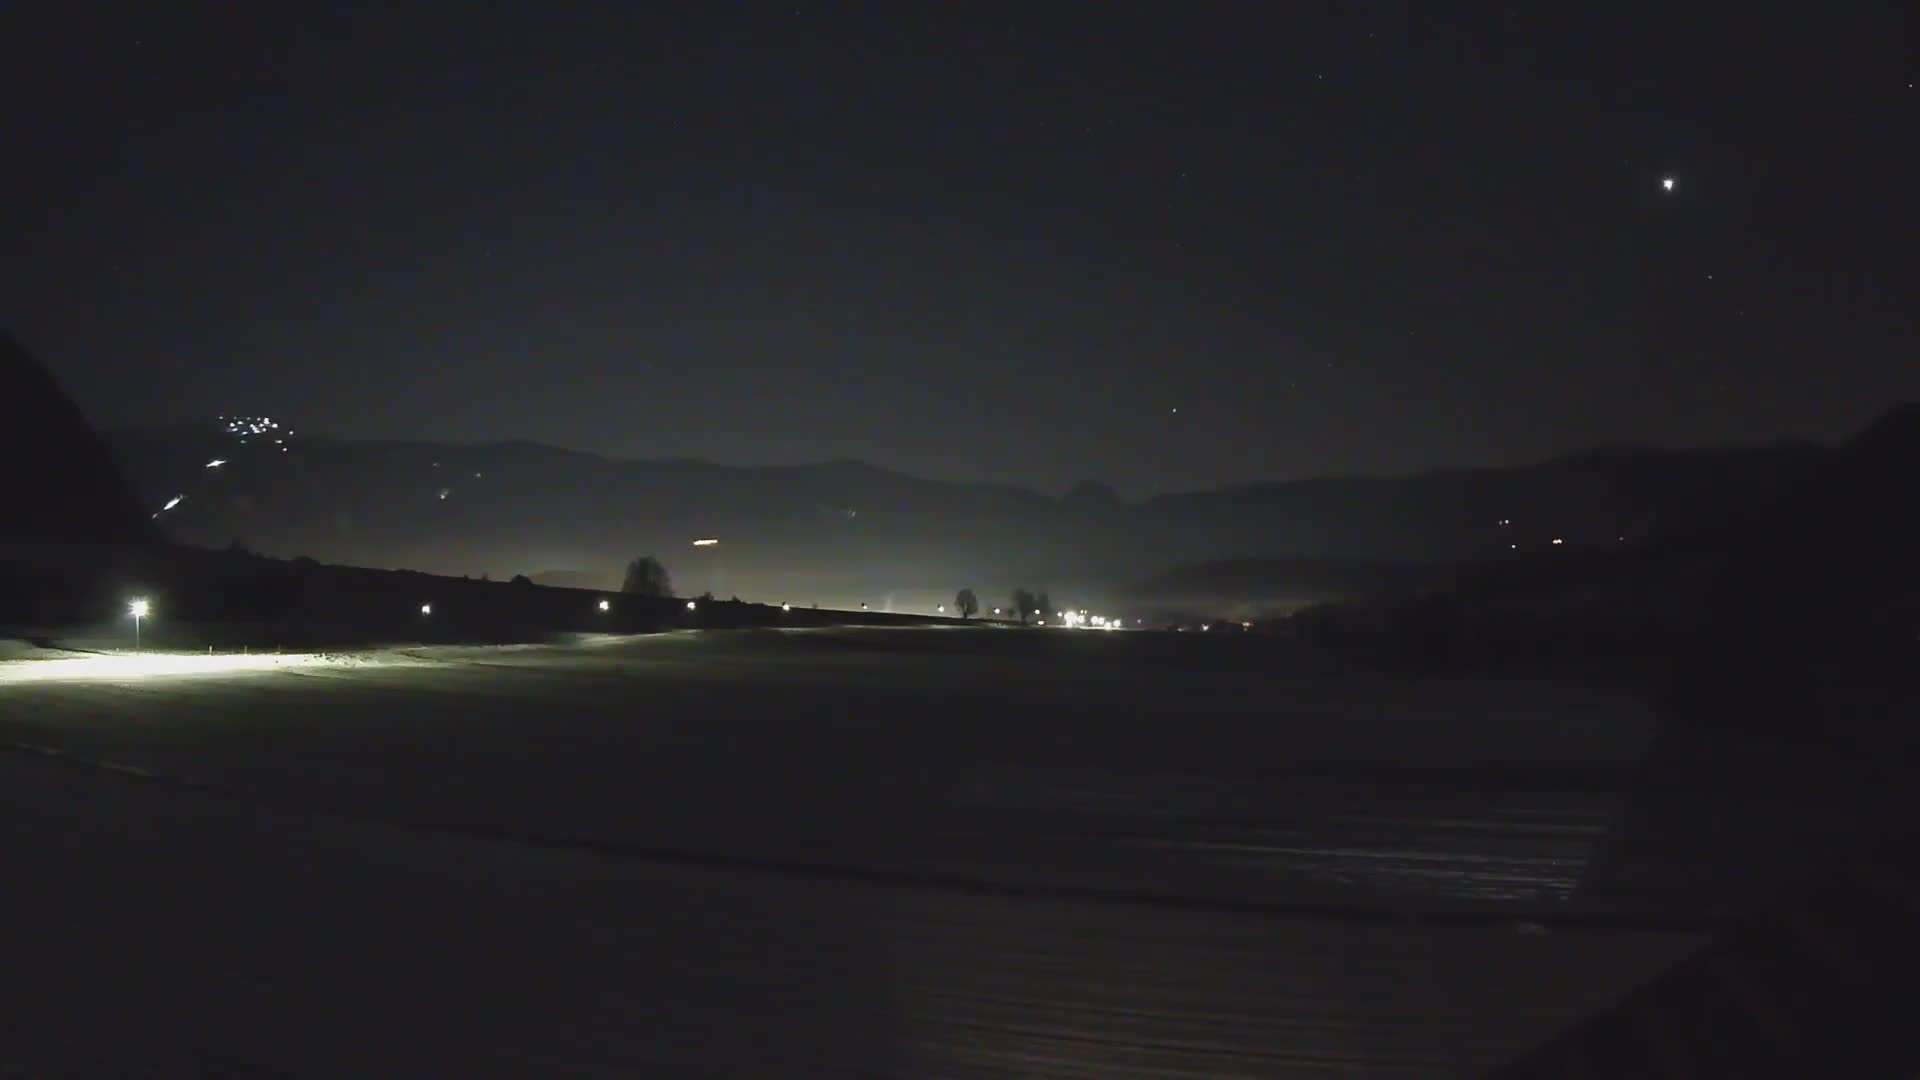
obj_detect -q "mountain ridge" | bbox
[102,415,1853,609]
[106,419,1836,506]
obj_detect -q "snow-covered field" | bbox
[0,626,1875,1074]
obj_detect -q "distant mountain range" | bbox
[102,420,1831,612]
[8,325,1908,641]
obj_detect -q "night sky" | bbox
[5,4,1915,495]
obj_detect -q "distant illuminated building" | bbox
[220,415,281,438]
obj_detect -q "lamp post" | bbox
[128,598,150,651]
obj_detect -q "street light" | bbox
[597,598,611,612]
[686,600,697,611]
[128,598,150,650]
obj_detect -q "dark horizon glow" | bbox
[4,5,1914,496]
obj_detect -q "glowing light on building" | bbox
[220,416,281,438]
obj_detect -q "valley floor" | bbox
[0,627,1900,1075]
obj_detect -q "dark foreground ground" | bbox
[1,627,1908,1075]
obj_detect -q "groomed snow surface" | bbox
[2,627,1891,1075]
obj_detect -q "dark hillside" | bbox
[0,333,159,549]
[0,333,162,621]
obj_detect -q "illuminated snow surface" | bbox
[0,650,404,683]
[4,627,1848,1074]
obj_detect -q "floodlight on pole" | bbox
[128,598,150,650]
